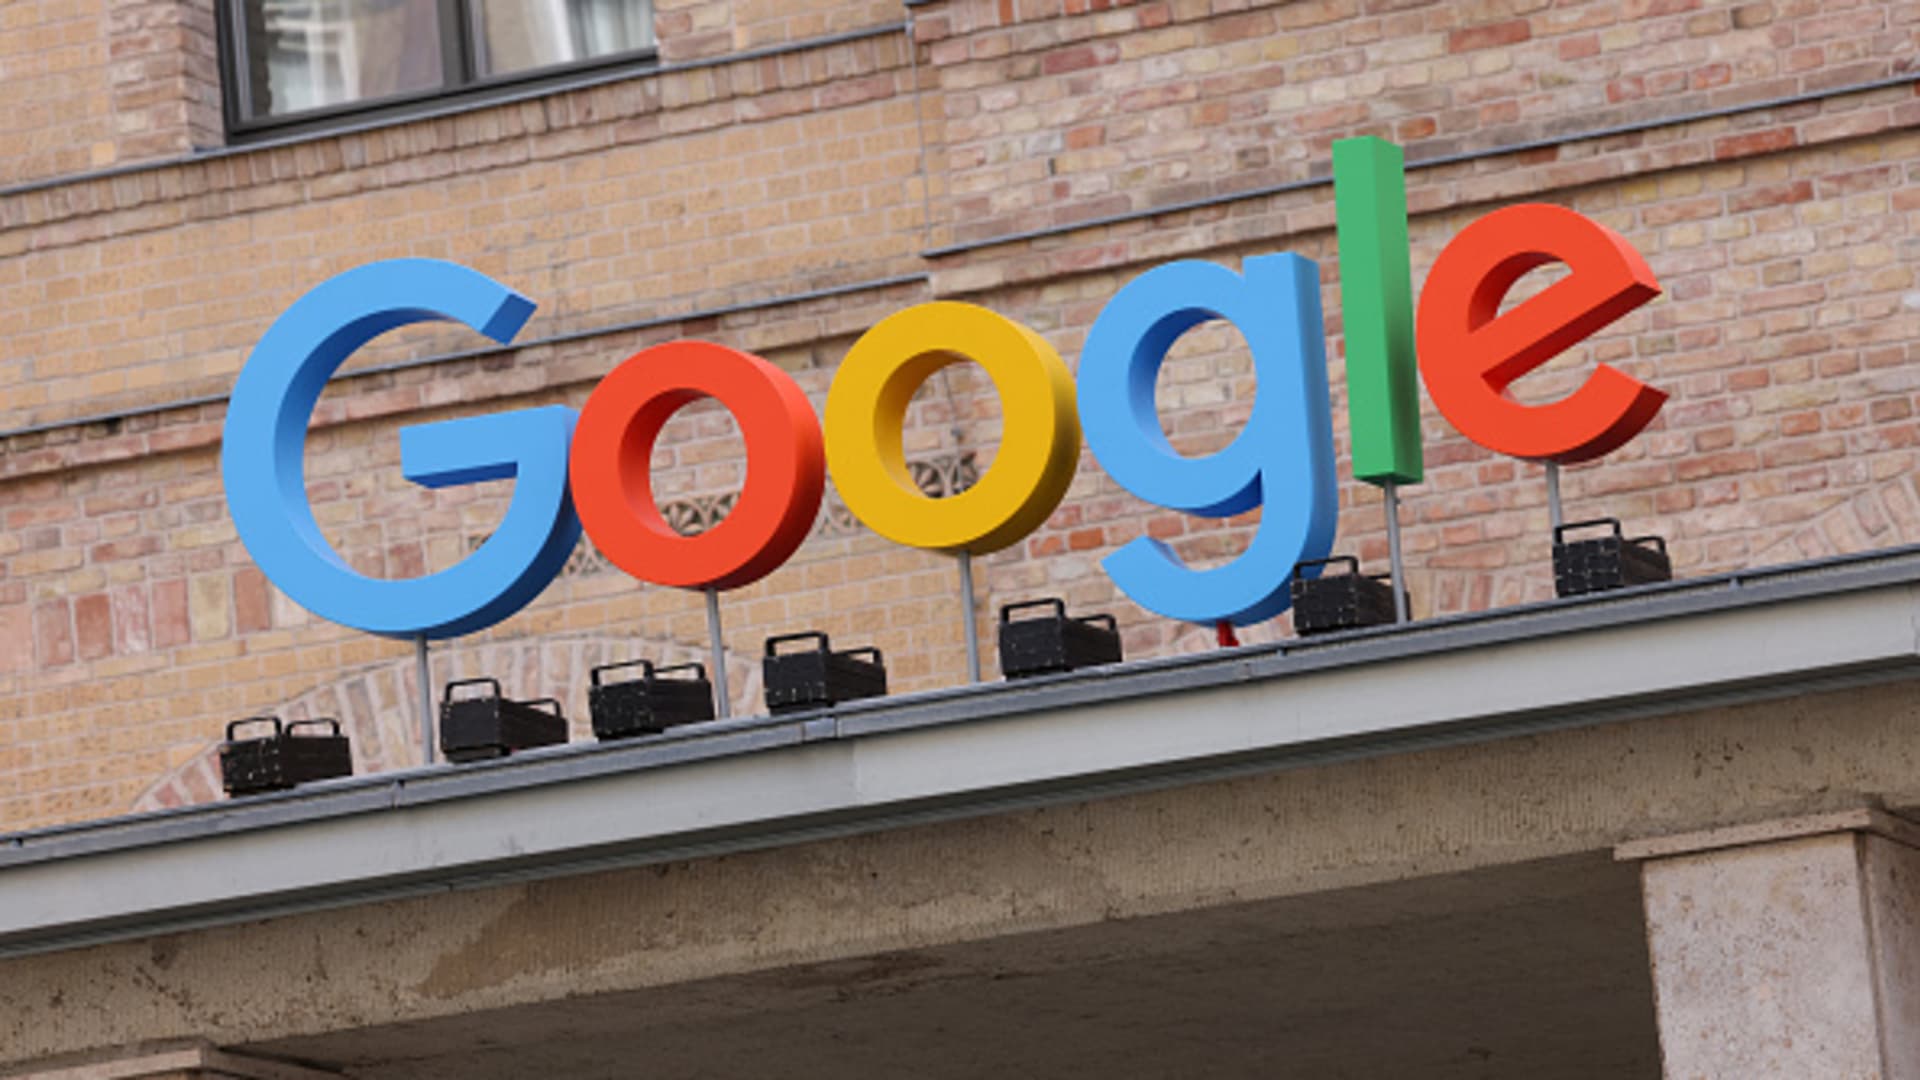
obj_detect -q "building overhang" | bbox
[5,546,1920,958]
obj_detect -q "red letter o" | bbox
[570,341,824,590]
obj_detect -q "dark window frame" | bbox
[214,0,660,143]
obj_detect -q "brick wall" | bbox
[0,0,219,188]
[4,0,1920,830]
[0,25,921,430]
[920,0,1915,248]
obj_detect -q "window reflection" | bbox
[474,0,654,77]
[231,0,656,125]
[244,0,446,117]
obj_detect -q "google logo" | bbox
[222,138,1667,640]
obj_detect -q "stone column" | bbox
[1620,809,1920,1079]
[7,1040,340,1080]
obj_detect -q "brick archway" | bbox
[132,633,760,812]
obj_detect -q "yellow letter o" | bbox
[824,302,1080,554]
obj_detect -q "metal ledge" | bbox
[4,545,1920,957]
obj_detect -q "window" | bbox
[221,0,656,133]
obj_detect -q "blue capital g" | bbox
[221,259,581,640]
[1077,254,1339,626]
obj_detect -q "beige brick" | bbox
[186,573,229,643]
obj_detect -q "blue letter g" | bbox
[221,259,580,639]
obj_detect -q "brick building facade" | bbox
[2,0,1918,832]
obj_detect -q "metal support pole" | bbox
[1383,481,1410,624]
[958,550,982,682]
[704,587,732,719]
[414,636,435,766]
[1545,462,1565,533]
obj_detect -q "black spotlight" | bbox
[762,632,887,714]
[997,598,1121,679]
[588,659,715,741]
[1552,518,1672,598]
[439,678,567,763]
[219,716,353,797]
[1290,556,1404,636]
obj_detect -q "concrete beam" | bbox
[4,678,1920,1066]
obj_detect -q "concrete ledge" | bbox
[1616,807,1920,862]
[1,1041,340,1080]
[4,676,1919,1068]
[4,546,1920,958]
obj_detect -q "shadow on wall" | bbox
[133,633,760,813]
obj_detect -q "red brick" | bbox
[34,599,73,668]
[1713,128,1798,159]
[1448,20,1530,53]
[1691,63,1733,90]
[90,535,163,562]
[73,593,113,662]
[152,579,190,650]
[1871,399,1913,423]
[1065,124,1105,149]
[1041,43,1113,75]
[1608,76,1646,104]
[1396,117,1438,141]
[1819,165,1899,197]
[234,567,272,635]
[1727,181,1814,213]
[1780,411,1822,437]
[1203,12,1276,44]
[0,607,31,675]
[1559,35,1600,62]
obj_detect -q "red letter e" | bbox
[1417,204,1665,464]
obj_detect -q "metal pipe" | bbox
[704,588,732,718]
[1546,463,1565,533]
[414,636,436,766]
[1384,481,1410,623]
[958,551,982,682]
